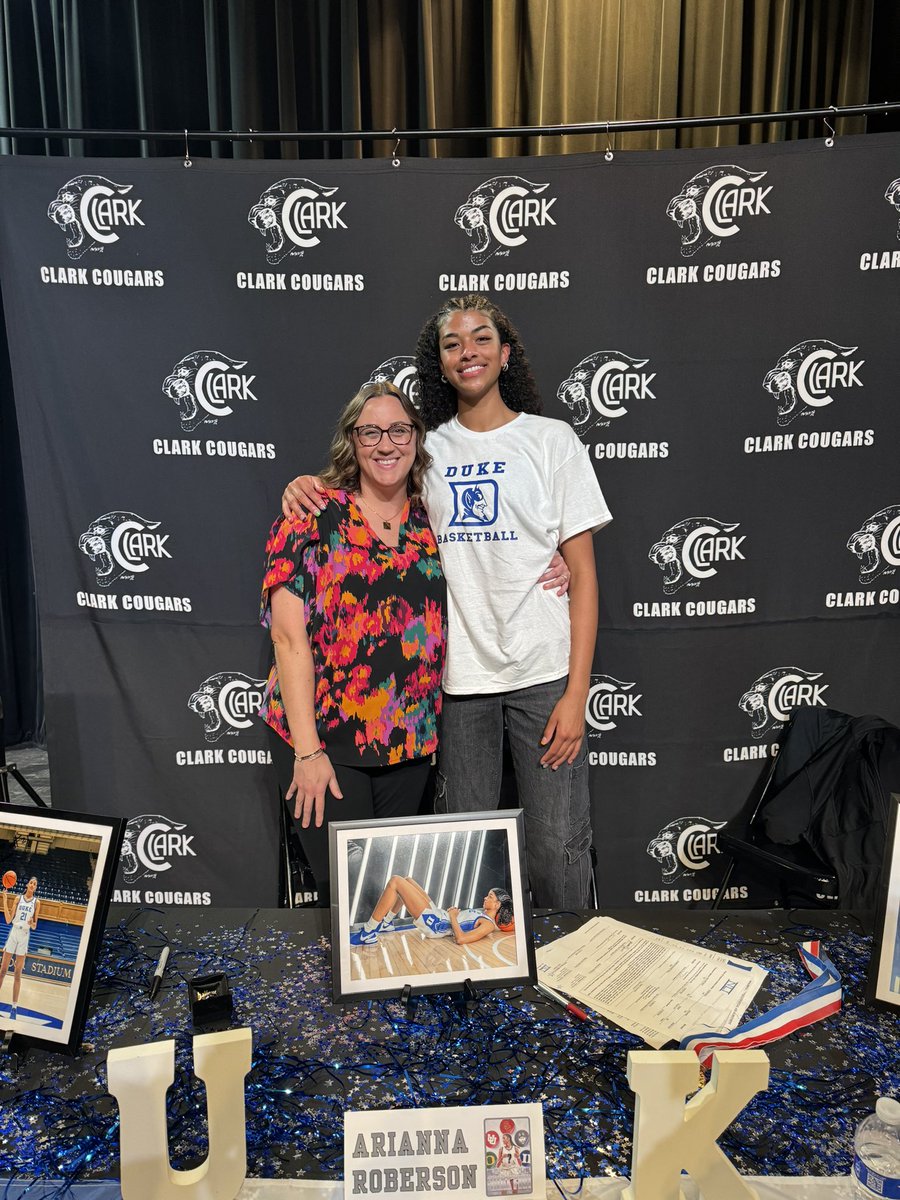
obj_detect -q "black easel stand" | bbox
[398,978,479,1019]
[0,697,48,808]
[456,978,478,1017]
[400,983,416,1017]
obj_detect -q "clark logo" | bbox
[646,817,724,884]
[366,356,419,408]
[763,339,863,428]
[557,351,655,436]
[78,512,171,587]
[248,178,346,263]
[886,177,900,238]
[120,814,196,885]
[847,505,900,585]
[188,672,266,743]
[585,676,642,736]
[739,667,828,740]
[47,176,144,260]
[454,175,556,265]
[162,351,257,433]
[667,165,770,258]
[648,518,745,595]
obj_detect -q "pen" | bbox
[148,945,170,1000]
[534,980,590,1022]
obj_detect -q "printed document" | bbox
[536,917,767,1047]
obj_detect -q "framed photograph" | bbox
[0,804,124,1053]
[329,810,535,1003]
[868,793,900,1012]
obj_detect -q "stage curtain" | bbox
[0,0,878,161]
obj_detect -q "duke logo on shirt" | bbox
[448,480,499,526]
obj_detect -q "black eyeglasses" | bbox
[352,422,415,447]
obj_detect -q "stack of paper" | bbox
[536,917,767,1047]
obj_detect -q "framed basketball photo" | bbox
[329,810,535,1003]
[0,804,124,1054]
[868,793,900,1013]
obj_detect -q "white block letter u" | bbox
[108,1027,252,1200]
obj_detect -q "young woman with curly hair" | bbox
[282,296,611,908]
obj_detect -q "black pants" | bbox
[268,725,432,903]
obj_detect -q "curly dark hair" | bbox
[491,886,515,930]
[414,294,543,431]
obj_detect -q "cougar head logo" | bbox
[247,178,340,264]
[454,175,552,265]
[885,178,900,240]
[762,339,857,428]
[646,817,724,883]
[846,505,900,585]
[47,176,134,260]
[666,165,767,257]
[366,356,420,407]
[162,351,249,432]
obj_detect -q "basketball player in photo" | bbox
[0,876,40,1021]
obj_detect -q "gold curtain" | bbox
[0,0,876,161]
[359,0,874,157]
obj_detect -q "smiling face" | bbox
[25,877,37,897]
[353,393,417,498]
[438,310,510,407]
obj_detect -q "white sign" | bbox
[344,1103,545,1200]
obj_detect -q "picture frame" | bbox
[868,793,900,1012]
[0,803,125,1054]
[328,810,535,1003]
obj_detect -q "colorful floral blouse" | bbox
[260,489,445,766]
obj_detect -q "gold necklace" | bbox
[356,493,406,531]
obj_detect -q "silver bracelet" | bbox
[294,747,324,763]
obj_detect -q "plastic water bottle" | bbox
[853,1096,900,1197]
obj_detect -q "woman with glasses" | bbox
[260,381,445,902]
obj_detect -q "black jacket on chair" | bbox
[758,706,900,910]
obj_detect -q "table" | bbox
[0,906,894,1191]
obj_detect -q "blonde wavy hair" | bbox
[320,381,431,501]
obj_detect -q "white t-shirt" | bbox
[423,412,611,694]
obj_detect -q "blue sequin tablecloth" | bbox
[0,906,895,1189]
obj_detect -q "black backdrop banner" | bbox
[0,135,898,909]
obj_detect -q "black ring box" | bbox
[188,972,233,1028]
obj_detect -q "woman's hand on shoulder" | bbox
[286,752,343,828]
[282,475,328,520]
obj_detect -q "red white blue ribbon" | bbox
[680,940,842,1068]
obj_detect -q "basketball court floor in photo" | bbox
[349,925,518,982]
[0,976,67,1029]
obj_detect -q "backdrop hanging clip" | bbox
[823,106,837,148]
[183,129,192,168]
[604,122,614,162]
[391,128,401,168]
